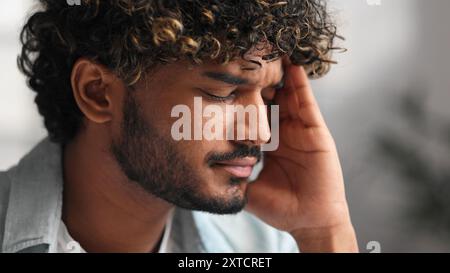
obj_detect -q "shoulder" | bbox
[0,168,15,250]
[0,138,63,253]
[191,210,299,253]
[0,169,13,200]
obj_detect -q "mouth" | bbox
[212,157,258,178]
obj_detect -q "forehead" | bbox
[153,55,283,88]
[205,57,282,79]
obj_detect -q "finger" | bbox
[281,54,292,67]
[285,64,326,127]
[274,55,298,120]
[273,82,290,120]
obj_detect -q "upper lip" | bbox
[214,157,258,167]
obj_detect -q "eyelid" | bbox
[198,88,237,102]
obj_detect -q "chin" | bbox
[183,173,249,214]
[206,173,248,196]
[214,180,248,206]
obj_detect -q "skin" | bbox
[62,48,358,253]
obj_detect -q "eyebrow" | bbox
[202,71,284,89]
[202,71,249,85]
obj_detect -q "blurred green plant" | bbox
[375,90,450,238]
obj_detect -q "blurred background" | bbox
[1,0,449,252]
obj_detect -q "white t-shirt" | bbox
[55,213,174,253]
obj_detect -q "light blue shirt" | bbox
[0,138,298,253]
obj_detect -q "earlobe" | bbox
[71,58,115,124]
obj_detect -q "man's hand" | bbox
[246,60,358,253]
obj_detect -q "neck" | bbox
[62,131,173,252]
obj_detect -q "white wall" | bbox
[0,0,46,169]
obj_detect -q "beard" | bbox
[110,92,261,214]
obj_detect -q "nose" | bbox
[230,92,271,147]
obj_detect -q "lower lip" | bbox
[217,165,254,178]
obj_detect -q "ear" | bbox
[70,58,121,124]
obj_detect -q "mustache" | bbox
[206,143,262,166]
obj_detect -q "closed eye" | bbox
[198,88,237,103]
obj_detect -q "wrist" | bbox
[291,223,358,253]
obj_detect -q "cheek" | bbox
[137,101,222,168]
[137,83,231,167]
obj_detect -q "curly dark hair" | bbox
[18,0,340,144]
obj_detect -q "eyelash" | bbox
[201,89,237,102]
[199,87,281,103]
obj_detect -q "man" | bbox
[0,0,358,253]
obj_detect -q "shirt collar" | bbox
[2,138,63,252]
